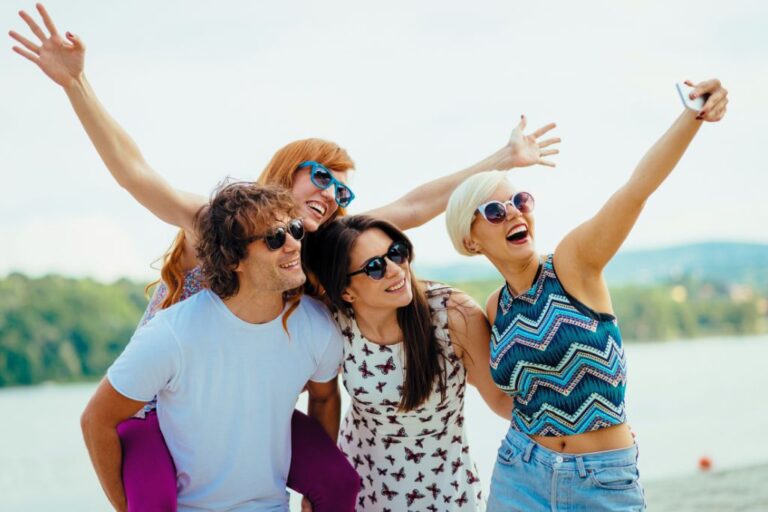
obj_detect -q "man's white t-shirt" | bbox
[107,290,343,512]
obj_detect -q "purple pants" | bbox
[117,409,360,512]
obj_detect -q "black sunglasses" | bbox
[348,241,410,280]
[245,218,305,251]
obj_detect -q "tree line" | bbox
[0,272,765,387]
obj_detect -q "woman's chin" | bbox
[484,238,536,264]
[397,288,414,307]
[508,244,537,263]
[302,216,321,233]
[385,286,413,309]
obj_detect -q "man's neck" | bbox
[222,287,285,325]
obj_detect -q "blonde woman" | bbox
[445,79,728,511]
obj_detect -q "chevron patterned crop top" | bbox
[490,254,627,437]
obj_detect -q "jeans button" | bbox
[555,455,564,463]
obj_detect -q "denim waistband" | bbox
[502,427,638,474]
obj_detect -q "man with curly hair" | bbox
[80,183,345,512]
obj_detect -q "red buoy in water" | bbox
[698,456,712,471]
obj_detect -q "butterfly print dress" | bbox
[336,283,484,512]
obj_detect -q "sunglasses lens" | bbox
[264,228,287,250]
[311,167,333,189]
[388,241,410,264]
[483,202,508,223]
[365,257,387,280]
[288,219,305,241]
[336,185,353,207]
[514,192,535,213]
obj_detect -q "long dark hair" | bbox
[303,215,447,411]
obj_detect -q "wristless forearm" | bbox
[627,109,702,200]
[64,74,148,186]
[81,421,128,512]
[400,146,515,224]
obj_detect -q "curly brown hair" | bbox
[194,181,300,300]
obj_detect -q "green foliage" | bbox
[0,273,147,387]
[447,277,764,342]
[0,269,765,388]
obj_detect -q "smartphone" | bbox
[676,82,707,112]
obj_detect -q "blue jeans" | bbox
[487,428,645,511]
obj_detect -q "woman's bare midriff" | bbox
[531,423,634,454]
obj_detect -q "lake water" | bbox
[2,335,767,511]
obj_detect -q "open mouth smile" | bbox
[306,200,328,219]
[506,223,529,244]
[386,278,406,292]
[279,258,301,270]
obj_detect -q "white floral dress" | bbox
[336,283,484,512]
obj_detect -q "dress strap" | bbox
[423,281,454,355]
[424,281,452,304]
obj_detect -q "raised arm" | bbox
[363,116,560,230]
[448,291,514,420]
[9,4,205,236]
[556,79,728,281]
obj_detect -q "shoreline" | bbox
[3,335,768,391]
[643,462,768,511]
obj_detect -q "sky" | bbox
[1,0,766,281]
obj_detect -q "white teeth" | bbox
[386,279,406,292]
[280,260,300,269]
[306,201,327,216]
[508,224,527,236]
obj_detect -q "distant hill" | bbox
[416,242,768,289]
[603,242,768,288]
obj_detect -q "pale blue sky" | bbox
[2,0,765,281]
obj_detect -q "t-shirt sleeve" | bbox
[107,315,183,402]
[310,322,344,383]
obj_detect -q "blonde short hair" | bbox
[445,171,509,256]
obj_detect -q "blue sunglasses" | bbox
[297,161,355,208]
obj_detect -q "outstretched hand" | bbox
[684,78,728,122]
[497,116,561,170]
[9,3,85,88]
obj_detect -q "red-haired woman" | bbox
[10,4,559,511]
